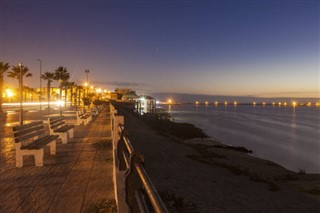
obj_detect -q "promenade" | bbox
[0,107,115,212]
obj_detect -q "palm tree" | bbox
[54,66,70,101]
[76,85,84,107]
[23,86,30,102]
[0,62,10,114]
[8,65,32,104]
[41,72,54,110]
[68,82,76,107]
[62,81,69,107]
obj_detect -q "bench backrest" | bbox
[76,111,82,117]
[76,110,87,117]
[49,116,65,129]
[12,121,45,143]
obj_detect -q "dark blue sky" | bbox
[1,0,319,97]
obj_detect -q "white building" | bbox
[135,96,156,115]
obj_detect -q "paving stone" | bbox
[0,108,115,212]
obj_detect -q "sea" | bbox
[160,104,320,174]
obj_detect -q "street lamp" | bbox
[19,63,23,126]
[37,59,42,112]
[85,69,89,97]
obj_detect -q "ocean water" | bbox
[165,104,320,173]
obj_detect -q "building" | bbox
[115,88,132,95]
[122,91,138,102]
[110,92,119,100]
[135,96,156,115]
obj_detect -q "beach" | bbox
[115,104,320,213]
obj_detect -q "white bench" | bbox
[90,107,99,116]
[76,110,92,125]
[12,121,58,167]
[48,116,75,144]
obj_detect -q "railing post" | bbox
[112,113,128,213]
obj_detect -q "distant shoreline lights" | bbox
[160,99,320,107]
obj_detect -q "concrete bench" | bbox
[90,107,99,117]
[76,110,92,125]
[48,116,75,144]
[12,121,58,167]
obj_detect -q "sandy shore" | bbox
[117,106,320,213]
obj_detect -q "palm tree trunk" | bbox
[0,75,3,113]
[47,82,50,111]
[70,87,73,107]
[59,82,62,100]
[78,89,81,106]
[74,88,77,110]
[64,85,67,107]
[24,88,27,102]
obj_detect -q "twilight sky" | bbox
[0,0,319,98]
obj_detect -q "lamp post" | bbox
[19,63,23,126]
[85,69,89,97]
[37,59,42,112]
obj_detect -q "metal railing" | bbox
[110,104,169,213]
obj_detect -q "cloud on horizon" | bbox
[92,81,148,88]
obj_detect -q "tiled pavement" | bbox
[0,108,114,213]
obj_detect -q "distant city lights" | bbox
[157,99,320,107]
[292,101,297,107]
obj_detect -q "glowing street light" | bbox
[195,101,199,105]
[292,101,297,107]
[5,89,14,98]
[205,101,208,105]
[168,99,172,104]
[234,101,237,106]
[253,102,256,107]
